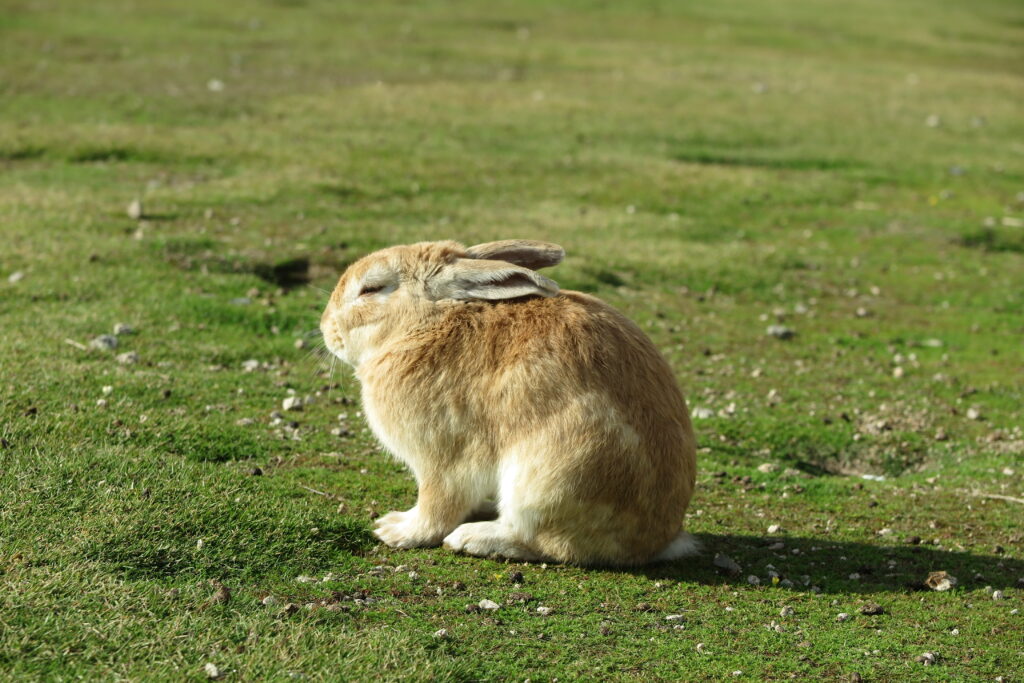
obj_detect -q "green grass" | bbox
[2,0,1023,679]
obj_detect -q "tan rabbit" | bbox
[320,239,698,565]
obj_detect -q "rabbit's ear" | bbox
[465,240,564,271]
[430,258,559,301]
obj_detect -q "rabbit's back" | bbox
[361,290,696,565]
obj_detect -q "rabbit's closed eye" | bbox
[359,284,387,296]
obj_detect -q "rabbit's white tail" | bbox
[653,531,702,562]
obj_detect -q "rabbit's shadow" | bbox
[626,533,1023,594]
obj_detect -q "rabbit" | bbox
[320,239,698,566]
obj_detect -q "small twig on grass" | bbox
[64,338,87,351]
[300,484,334,498]
[969,491,1024,505]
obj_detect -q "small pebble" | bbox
[860,603,884,616]
[665,614,685,622]
[433,628,449,639]
[8,271,25,284]
[780,606,795,617]
[757,463,779,474]
[767,524,782,534]
[262,595,278,606]
[692,406,714,419]
[966,407,982,421]
[90,335,118,351]
[536,605,553,616]
[102,385,114,395]
[203,663,221,680]
[992,590,1004,601]
[116,351,139,365]
[282,396,303,411]
[127,199,143,220]
[713,553,742,576]
[925,571,957,591]
[478,599,500,611]
[836,613,851,622]
[294,338,308,350]
[915,652,937,666]
[113,323,134,335]
[766,325,796,340]
[747,575,761,585]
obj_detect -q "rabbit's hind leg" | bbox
[442,521,546,562]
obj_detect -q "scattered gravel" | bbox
[90,335,119,351]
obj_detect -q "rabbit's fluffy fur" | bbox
[321,240,697,566]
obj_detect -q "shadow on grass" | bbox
[634,533,1023,594]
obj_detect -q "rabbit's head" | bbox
[320,240,564,367]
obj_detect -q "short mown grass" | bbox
[1,0,1022,680]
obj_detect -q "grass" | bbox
[1,0,1023,679]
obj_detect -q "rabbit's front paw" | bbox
[443,521,542,561]
[373,509,442,548]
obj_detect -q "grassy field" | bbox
[2,0,1023,679]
